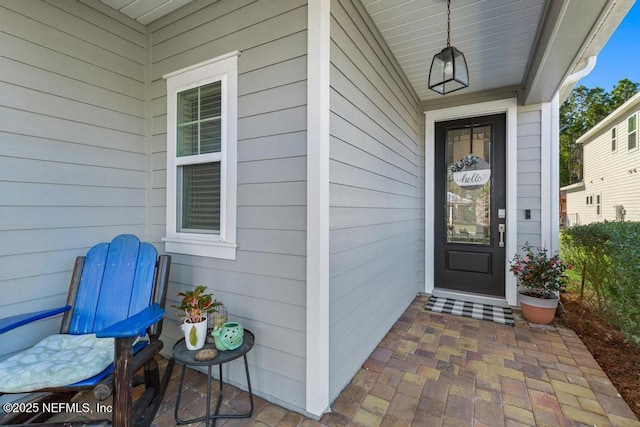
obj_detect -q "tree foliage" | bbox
[560,79,640,187]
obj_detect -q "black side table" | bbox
[172,329,255,426]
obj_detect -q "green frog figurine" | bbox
[212,322,244,351]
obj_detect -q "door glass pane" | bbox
[446,125,491,244]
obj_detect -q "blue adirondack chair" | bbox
[0,234,172,427]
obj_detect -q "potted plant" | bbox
[510,243,571,324]
[175,285,222,350]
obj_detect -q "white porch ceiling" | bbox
[99,0,630,105]
[361,0,546,102]
[98,0,195,24]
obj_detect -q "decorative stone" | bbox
[194,348,218,361]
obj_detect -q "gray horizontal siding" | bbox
[1,57,145,118]
[328,0,422,402]
[331,207,421,230]
[149,0,308,412]
[1,4,144,79]
[0,83,143,135]
[0,0,147,358]
[517,109,542,247]
[1,107,145,151]
[0,157,145,188]
[0,33,144,100]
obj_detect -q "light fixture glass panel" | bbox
[429,47,469,95]
[452,47,468,85]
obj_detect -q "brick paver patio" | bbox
[50,295,640,426]
[321,295,640,427]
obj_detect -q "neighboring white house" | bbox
[562,92,640,225]
[0,0,633,419]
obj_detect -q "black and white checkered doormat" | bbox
[425,295,515,326]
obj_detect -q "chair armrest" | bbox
[0,306,72,334]
[96,304,165,338]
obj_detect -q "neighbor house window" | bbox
[628,113,637,150]
[611,127,617,151]
[596,194,601,216]
[163,52,238,260]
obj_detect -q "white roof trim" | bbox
[560,181,586,192]
[577,91,640,144]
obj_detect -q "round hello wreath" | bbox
[448,155,491,191]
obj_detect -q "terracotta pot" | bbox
[519,292,559,324]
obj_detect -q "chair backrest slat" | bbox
[70,243,109,334]
[69,235,158,334]
[128,244,158,316]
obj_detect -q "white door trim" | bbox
[424,98,518,306]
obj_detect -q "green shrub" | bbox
[561,222,640,345]
[561,223,613,308]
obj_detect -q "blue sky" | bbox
[578,1,640,90]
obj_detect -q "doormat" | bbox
[425,295,515,326]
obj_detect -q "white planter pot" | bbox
[181,319,208,350]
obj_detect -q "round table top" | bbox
[172,329,254,366]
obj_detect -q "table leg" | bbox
[173,365,222,426]
[173,356,254,424]
[213,364,223,417]
[173,363,187,424]
[205,365,211,426]
[243,354,255,416]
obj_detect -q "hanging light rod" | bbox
[428,0,469,95]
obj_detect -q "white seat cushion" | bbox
[0,334,114,393]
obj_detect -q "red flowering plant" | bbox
[509,243,572,299]
[174,285,222,324]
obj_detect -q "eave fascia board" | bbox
[522,0,630,105]
[559,0,635,102]
[521,0,570,105]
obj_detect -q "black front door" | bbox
[434,114,506,297]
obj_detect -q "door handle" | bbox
[498,224,505,247]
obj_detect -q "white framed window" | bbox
[596,193,601,216]
[628,113,637,151]
[163,51,238,260]
[611,127,617,152]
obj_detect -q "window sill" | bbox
[163,236,237,260]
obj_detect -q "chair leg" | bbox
[143,358,160,393]
[136,358,175,427]
[113,337,135,427]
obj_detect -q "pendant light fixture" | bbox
[428,0,469,95]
